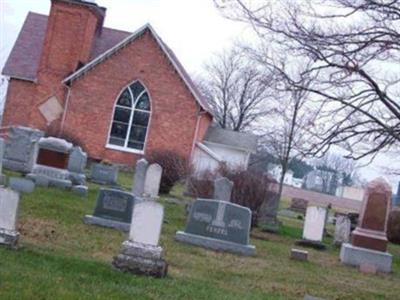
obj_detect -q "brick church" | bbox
[1,0,214,165]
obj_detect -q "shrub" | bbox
[146,150,190,194]
[187,167,278,226]
[388,208,400,244]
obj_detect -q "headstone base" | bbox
[175,231,256,256]
[0,229,19,248]
[83,215,130,232]
[291,248,308,261]
[72,185,88,197]
[295,239,326,250]
[27,173,72,189]
[340,243,392,273]
[112,241,168,278]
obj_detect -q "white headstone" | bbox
[143,163,162,198]
[132,159,148,197]
[303,206,327,242]
[129,201,164,246]
[334,215,351,245]
[0,188,20,231]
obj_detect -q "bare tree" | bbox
[214,0,400,159]
[198,47,273,131]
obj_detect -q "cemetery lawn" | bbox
[1,171,400,300]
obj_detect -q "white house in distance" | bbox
[267,164,303,188]
[192,127,258,175]
[336,186,365,201]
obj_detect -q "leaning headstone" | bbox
[143,163,162,199]
[334,214,351,246]
[258,192,280,233]
[113,201,168,277]
[213,177,233,202]
[0,187,20,248]
[67,146,87,173]
[84,188,135,231]
[90,163,118,185]
[0,138,5,185]
[340,178,393,273]
[9,177,35,193]
[3,126,44,173]
[132,159,149,198]
[296,206,327,249]
[175,198,256,256]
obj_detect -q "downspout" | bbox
[59,82,72,137]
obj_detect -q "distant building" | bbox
[267,164,303,187]
[303,169,342,195]
[192,127,258,175]
[336,186,365,201]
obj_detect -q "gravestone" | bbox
[0,187,20,248]
[143,163,162,199]
[84,188,135,231]
[3,126,44,173]
[213,177,233,202]
[290,198,308,214]
[176,198,256,256]
[340,178,393,273]
[0,138,5,185]
[90,163,118,185]
[334,214,351,246]
[132,159,149,198]
[68,146,87,174]
[291,248,308,261]
[113,201,168,277]
[9,177,35,193]
[258,192,280,233]
[296,206,327,249]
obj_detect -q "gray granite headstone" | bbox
[3,126,44,173]
[143,163,162,198]
[175,198,256,256]
[0,187,20,247]
[213,177,233,202]
[90,163,118,185]
[334,214,351,246]
[84,188,135,231]
[9,177,35,193]
[132,159,148,197]
[67,146,87,173]
[258,192,280,233]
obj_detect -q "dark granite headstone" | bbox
[176,199,255,256]
[90,163,118,185]
[84,188,135,231]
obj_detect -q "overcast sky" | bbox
[0,0,399,191]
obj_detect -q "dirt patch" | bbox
[18,218,59,243]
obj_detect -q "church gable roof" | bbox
[2,12,212,114]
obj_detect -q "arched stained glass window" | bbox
[108,81,151,151]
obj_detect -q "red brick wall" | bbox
[61,30,211,165]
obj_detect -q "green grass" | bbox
[1,170,400,299]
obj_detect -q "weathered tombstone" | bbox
[112,201,168,277]
[296,206,327,249]
[132,159,149,198]
[67,146,87,174]
[176,198,256,256]
[9,177,35,193]
[72,185,88,197]
[340,178,393,273]
[213,177,233,202]
[90,163,118,185]
[290,198,308,214]
[0,187,20,248]
[84,188,135,231]
[0,138,5,185]
[334,214,351,246]
[143,163,162,199]
[291,248,308,261]
[3,126,44,173]
[258,192,280,233]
